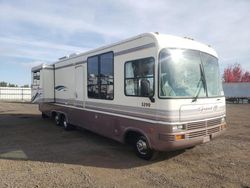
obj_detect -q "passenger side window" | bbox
[87,52,114,100]
[125,57,154,97]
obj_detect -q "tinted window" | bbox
[100,53,113,77]
[88,56,98,75]
[87,52,114,100]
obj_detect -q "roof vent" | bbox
[184,37,194,40]
[58,56,68,60]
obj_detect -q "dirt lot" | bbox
[0,102,249,188]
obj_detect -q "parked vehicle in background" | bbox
[223,82,250,103]
[31,32,227,160]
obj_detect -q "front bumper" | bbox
[155,123,227,151]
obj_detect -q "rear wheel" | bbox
[134,135,158,160]
[54,114,61,126]
[61,115,74,131]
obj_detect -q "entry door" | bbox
[75,65,84,107]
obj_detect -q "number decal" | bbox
[141,102,151,107]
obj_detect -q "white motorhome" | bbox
[31,33,227,160]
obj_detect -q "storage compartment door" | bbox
[75,65,84,107]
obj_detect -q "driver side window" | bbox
[124,57,155,97]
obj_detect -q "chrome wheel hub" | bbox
[55,116,59,124]
[63,120,67,128]
[136,139,147,155]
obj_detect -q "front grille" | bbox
[187,126,221,139]
[187,118,222,131]
[207,118,221,127]
[207,126,220,134]
[188,130,206,138]
[187,121,206,130]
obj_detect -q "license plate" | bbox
[203,136,210,143]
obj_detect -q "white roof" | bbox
[151,33,218,58]
[34,32,218,68]
[31,64,53,72]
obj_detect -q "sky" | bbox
[0,0,250,86]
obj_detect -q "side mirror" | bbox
[149,96,155,103]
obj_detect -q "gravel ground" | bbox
[0,102,249,188]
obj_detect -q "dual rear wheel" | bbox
[53,113,74,130]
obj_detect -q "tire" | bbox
[42,112,48,119]
[54,114,61,126]
[61,115,74,131]
[134,135,158,160]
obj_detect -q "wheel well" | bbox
[124,131,143,146]
[60,113,66,121]
[51,111,57,118]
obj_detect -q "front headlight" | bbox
[172,124,185,131]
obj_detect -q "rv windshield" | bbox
[159,49,223,98]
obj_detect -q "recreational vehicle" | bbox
[31,33,227,160]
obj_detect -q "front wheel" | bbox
[134,135,158,160]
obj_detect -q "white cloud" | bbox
[0,4,126,38]
[0,36,87,53]
[0,36,90,62]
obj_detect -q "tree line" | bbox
[0,81,29,88]
[223,63,250,82]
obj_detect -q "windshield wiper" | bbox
[192,64,207,102]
